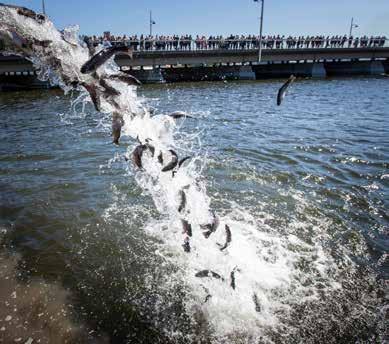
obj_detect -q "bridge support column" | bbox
[311,62,326,78]
[325,60,386,76]
[370,61,385,75]
[238,66,256,80]
[383,59,389,74]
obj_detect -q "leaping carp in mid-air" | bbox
[80,45,133,74]
[277,75,296,106]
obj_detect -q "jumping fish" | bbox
[99,78,121,97]
[112,112,124,145]
[195,270,225,281]
[252,293,261,313]
[161,150,178,172]
[230,267,239,290]
[182,237,190,253]
[168,111,194,119]
[201,211,219,238]
[108,73,142,86]
[181,219,192,237]
[151,111,194,119]
[217,224,232,251]
[80,45,133,74]
[178,190,187,213]
[201,285,212,303]
[157,152,164,165]
[81,82,101,112]
[230,270,236,290]
[277,75,296,106]
[131,144,148,169]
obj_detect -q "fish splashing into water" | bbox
[1,4,364,341]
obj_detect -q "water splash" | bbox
[0,5,385,342]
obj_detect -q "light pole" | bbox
[149,10,156,36]
[349,17,353,37]
[42,0,46,15]
[349,17,358,37]
[255,0,265,63]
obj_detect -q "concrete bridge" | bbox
[1,46,389,89]
[116,46,389,82]
[117,46,389,67]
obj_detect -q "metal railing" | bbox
[100,37,389,52]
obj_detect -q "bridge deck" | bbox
[1,47,389,73]
[116,47,389,68]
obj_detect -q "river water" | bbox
[0,77,388,343]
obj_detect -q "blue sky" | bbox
[5,0,389,37]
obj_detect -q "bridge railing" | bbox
[106,37,389,52]
[1,36,387,53]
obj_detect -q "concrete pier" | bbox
[325,60,386,76]
[130,68,164,83]
[252,62,327,78]
[311,63,327,77]
[237,65,256,80]
[370,61,385,75]
[383,59,389,74]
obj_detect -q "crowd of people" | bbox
[85,33,388,51]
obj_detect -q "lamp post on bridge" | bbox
[41,0,46,15]
[149,10,156,36]
[349,17,358,37]
[254,0,264,63]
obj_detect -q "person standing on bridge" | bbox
[353,37,359,48]
[102,37,112,48]
[348,35,353,48]
[195,35,200,50]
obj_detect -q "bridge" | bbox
[116,46,389,68]
[1,45,389,89]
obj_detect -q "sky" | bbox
[4,0,389,37]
